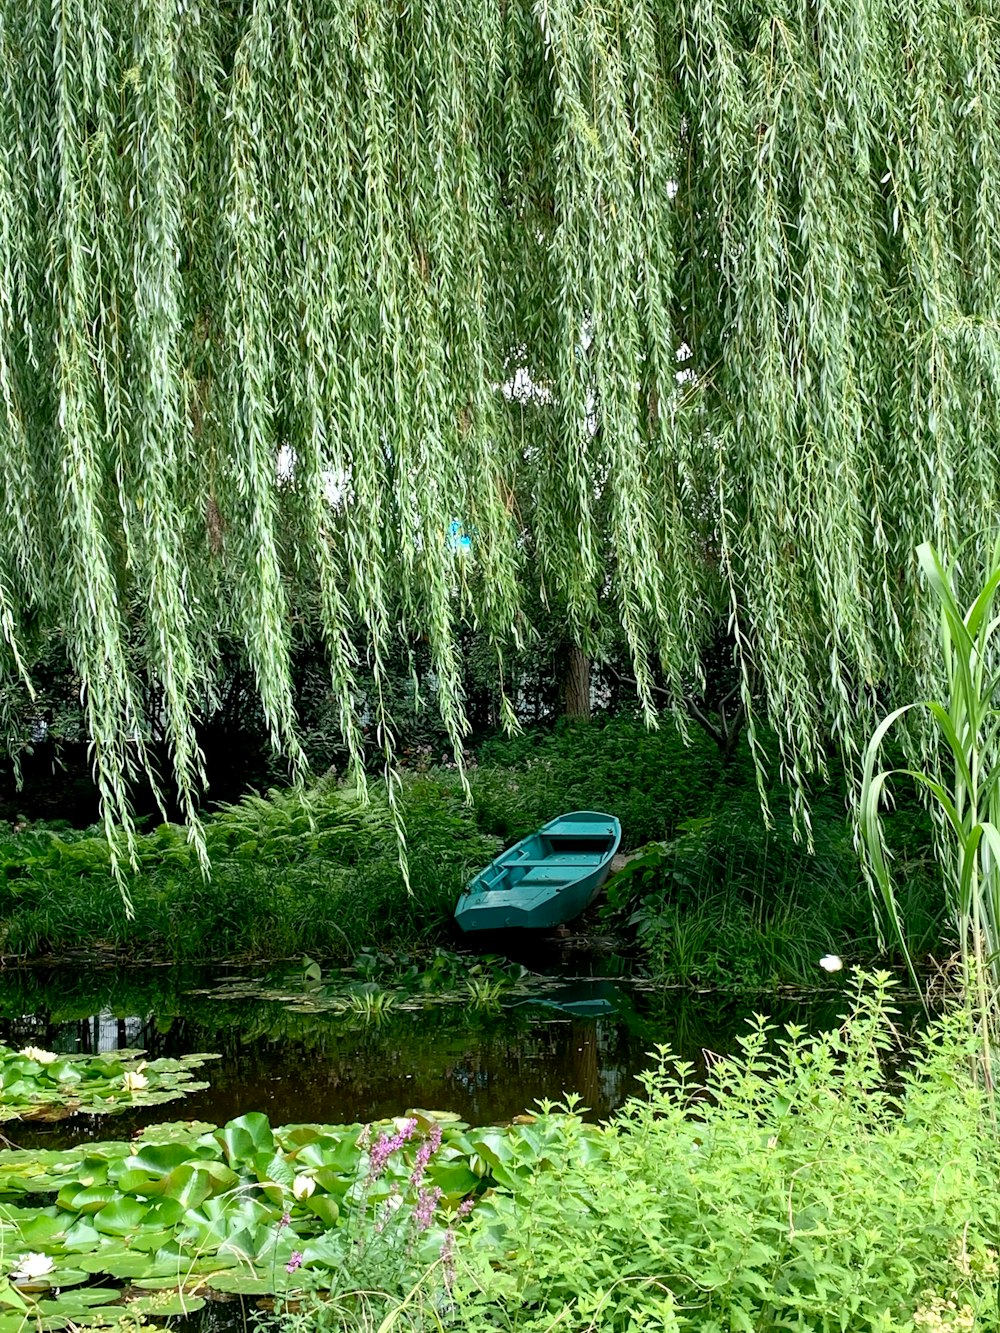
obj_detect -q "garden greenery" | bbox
[3,976,999,1333]
[1,0,999,843]
[0,777,499,961]
[0,1045,216,1122]
[861,539,1000,1078]
[447,975,1000,1333]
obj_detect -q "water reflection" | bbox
[0,964,904,1148]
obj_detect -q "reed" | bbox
[860,538,1000,1086]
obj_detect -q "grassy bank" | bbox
[0,715,944,976]
[0,777,498,963]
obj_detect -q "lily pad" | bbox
[205,1272,272,1296]
[125,1293,206,1316]
[0,1044,219,1123]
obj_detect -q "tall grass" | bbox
[861,539,1000,1084]
[604,788,940,989]
[0,777,499,963]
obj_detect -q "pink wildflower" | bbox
[457,1196,475,1218]
[285,1251,303,1274]
[414,1186,442,1231]
[367,1117,418,1180]
[409,1124,442,1188]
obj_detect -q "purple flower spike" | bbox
[285,1251,304,1274]
[457,1196,475,1217]
[409,1124,443,1188]
[414,1186,442,1231]
[278,1211,291,1229]
[367,1117,419,1180]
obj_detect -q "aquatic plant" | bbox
[0,1044,217,1122]
[0,1107,492,1322]
[463,976,508,1010]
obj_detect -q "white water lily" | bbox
[121,1070,149,1093]
[10,1253,55,1283]
[819,955,843,973]
[18,1047,57,1064]
[292,1174,316,1201]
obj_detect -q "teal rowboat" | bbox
[454,811,622,933]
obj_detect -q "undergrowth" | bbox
[601,785,943,989]
[274,976,1000,1332]
[0,777,498,963]
[469,715,744,848]
[0,715,943,972]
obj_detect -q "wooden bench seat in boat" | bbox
[513,852,604,867]
[546,821,617,840]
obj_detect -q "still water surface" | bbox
[0,954,888,1145]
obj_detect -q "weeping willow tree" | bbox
[0,0,998,849]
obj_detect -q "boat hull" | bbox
[454,811,622,933]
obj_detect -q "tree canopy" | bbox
[0,0,998,839]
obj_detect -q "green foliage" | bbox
[0,1045,216,1123]
[862,539,1000,1068]
[2,0,999,854]
[447,977,1000,1333]
[0,1108,499,1317]
[260,979,1000,1333]
[2,980,997,1333]
[0,713,949,976]
[0,778,499,963]
[470,716,741,849]
[191,951,522,1020]
[604,788,942,988]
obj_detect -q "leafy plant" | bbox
[0,1107,505,1323]
[470,716,743,850]
[0,777,499,965]
[0,1045,217,1122]
[603,792,940,988]
[861,539,1000,1072]
[449,975,1000,1333]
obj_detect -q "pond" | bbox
[0,946,890,1148]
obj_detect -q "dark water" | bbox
[0,952,896,1148]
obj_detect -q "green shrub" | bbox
[603,787,943,987]
[267,979,1000,1332]
[470,714,744,849]
[449,977,1000,1333]
[0,777,499,963]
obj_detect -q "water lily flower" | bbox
[291,1174,315,1201]
[819,955,843,973]
[11,1253,55,1283]
[122,1070,148,1092]
[18,1047,57,1064]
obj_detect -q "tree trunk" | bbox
[563,644,591,718]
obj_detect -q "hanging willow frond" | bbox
[0,0,999,844]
